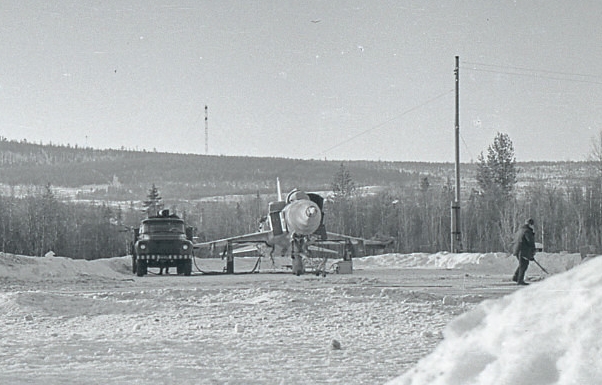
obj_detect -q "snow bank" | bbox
[0,253,131,282]
[0,251,583,283]
[355,252,502,269]
[386,255,602,385]
[355,251,582,274]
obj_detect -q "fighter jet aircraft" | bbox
[194,179,334,275]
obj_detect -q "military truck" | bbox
[131,210,194,277]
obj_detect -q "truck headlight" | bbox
[182,244,189,250]
[140,244,146,250]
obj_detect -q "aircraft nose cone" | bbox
[284,200,322,235]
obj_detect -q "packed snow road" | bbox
[0,253,576,384]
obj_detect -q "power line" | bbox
[459,133,474,161]
[312,89,454,158]
[464,61,602,79]
[465,67,602,85]
[462,61,602,85]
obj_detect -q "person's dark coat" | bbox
[512,223,536,284]
[513,224,535,260]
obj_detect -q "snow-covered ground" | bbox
[0,251,595,384]
[386,253,602,385]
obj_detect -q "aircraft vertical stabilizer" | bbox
[268,201,286,236]
[277,177,282,201]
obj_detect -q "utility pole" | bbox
[451,56,462,253]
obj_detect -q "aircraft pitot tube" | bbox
[282,199,322,235]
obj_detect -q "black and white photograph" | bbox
[0,1,601,384]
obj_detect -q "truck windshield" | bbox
[141,221,185,234]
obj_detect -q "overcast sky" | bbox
[1,1,601,162]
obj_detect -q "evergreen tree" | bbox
[419,176,430,194]
[143,184,163,216]
[40,183,59,256]
[476,132,518,196]
[473,132,519,251]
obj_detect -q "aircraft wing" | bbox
[316,231,394,258]
[308,245,340,255]
[325,232,394,246]
[194,231,272,258]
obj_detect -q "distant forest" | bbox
[0,138,601,259]
[0,138,439,199]
[0,138,592,197]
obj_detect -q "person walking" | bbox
[512,218,536,285]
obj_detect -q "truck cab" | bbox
[131,210,194,276]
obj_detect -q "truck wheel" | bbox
[184,259,192,276]
[136,260,147,277]
[176,263,183,275]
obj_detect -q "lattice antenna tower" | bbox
[204,105,208,155]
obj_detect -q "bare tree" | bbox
[328,163,356,235]
[331,163,356,199]
[588,130,602,177]
[586,130,602,248]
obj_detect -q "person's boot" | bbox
[517,281,529,286]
